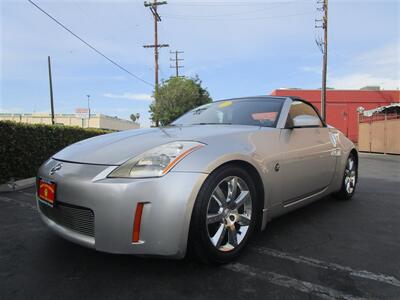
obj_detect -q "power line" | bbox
[164,2,297,18]
[161,11,313,21]
[168,1,296,7]
[27,0,154,87]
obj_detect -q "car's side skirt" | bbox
[283,186,329,208]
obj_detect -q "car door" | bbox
[279,100,336,205]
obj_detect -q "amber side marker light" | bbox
[132,203,144,243]
[161,144,204,175]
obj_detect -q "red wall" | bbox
[271,89,400,142]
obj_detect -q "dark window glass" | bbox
[172,99,284,128]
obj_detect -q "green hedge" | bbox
[0,121,111,183]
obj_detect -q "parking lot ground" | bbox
[1,153,399,300]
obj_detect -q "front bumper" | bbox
[37,159,208,258]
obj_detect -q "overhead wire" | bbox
[168,1,297,7]
[162,11,313,22]
[164,1,310,21]
[27,0,154,87]
[164,1,297,17]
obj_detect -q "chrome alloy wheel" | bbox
[344,157,357,194]
[206,176,252,252]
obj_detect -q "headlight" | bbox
[108,141,204,178]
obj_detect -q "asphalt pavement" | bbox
[1,153,399,299]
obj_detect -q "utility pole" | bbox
[47,56,55,125]
[170,50,184,77]
[143,0,169,126]
[86,94,91,119]
[315,0,328,121]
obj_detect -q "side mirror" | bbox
[292,115,321,128]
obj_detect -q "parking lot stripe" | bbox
[0,195,37,211]
[255,247,400,288]
[225,263,366,300]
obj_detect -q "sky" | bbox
[1,0,399,127]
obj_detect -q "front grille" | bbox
[39,201,95,237]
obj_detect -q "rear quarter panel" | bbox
[329,127,357,193]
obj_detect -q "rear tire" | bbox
[335,153,357,200]
[188,165,259,264]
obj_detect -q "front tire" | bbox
[188,165,259,264]
[335,153,358,200]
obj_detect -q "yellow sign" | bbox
[219,101,233,108]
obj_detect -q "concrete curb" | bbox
[0,177,36,193]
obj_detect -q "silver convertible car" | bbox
[37,96,358,264]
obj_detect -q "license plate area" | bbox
[38,178,56,207]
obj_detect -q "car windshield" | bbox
[171,98,283,128]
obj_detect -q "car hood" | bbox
[52,125,257,165]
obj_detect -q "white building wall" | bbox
[0,113,140,131]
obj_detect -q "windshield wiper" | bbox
[191,122,232,125]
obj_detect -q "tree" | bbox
[149,76,212,126]
[130,113,140,123]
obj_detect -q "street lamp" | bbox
[86,94,91,119]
